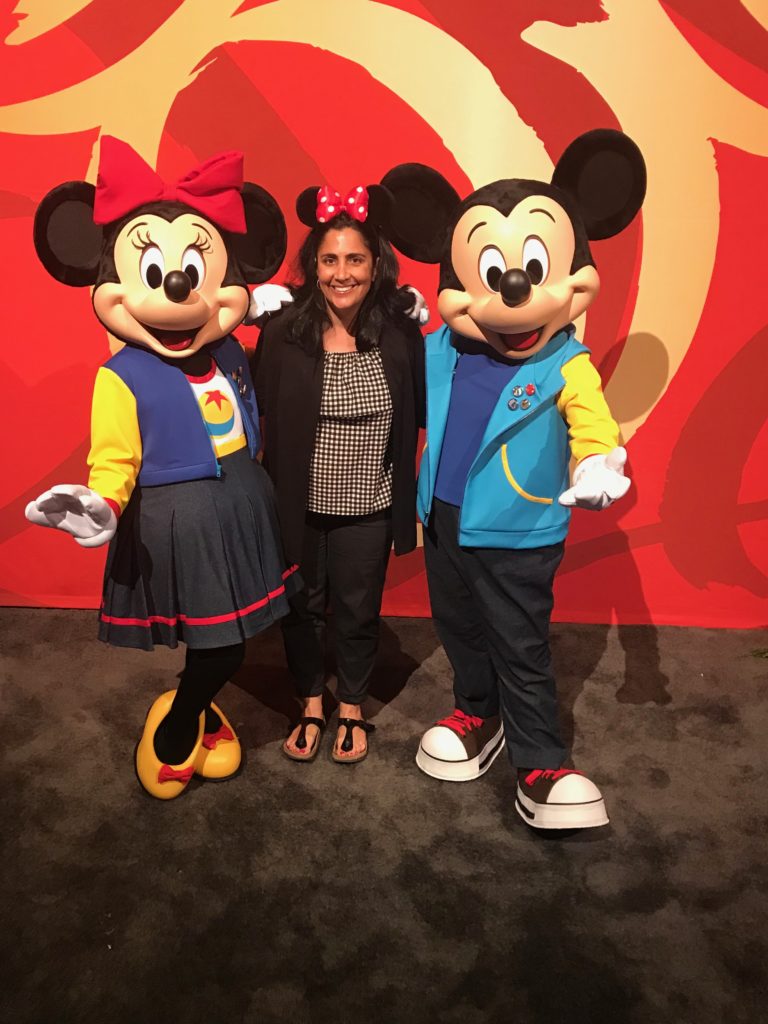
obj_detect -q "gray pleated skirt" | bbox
[98,448,300,651]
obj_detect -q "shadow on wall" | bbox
[660,322,768,597]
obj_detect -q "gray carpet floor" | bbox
[1,607,767,1024]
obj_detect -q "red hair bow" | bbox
[316,184,369,224]
[93,136,247,233]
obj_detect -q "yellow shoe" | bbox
[193,702,242,781]
[135,691,204,800]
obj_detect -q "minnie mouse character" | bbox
[25,137,299,800]
[381,129,646,829]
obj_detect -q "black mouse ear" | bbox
[380,163,461,263]
[552,130,646,240]
[33,181,103,286]
[296,186,321,227]
[365,184,394,233]
[230,183,287,283]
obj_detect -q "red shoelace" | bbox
[524,768,584,786]
[437,708,485,736]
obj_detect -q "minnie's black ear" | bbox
[552,129,646,240]
[33,181,102,286]
[296,186,320,227]
[380,163,461,263]
[230,183,287,283]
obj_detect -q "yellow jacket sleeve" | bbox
[556,352,620,464]
[87,367,142,512]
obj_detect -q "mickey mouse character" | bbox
[381,129,646,829]
[25,137,299,800]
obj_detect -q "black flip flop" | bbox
[332,718,375,764]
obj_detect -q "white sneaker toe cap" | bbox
[549,774,603,804]
[419,726,468,762]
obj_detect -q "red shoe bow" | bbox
[94,136,246,232]
[157,764,195,784]
[202,724,235,750]
[316,184,369,224]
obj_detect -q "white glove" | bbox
[25,484,118,548]
[245,284,294,326]
[558,446,631,511]
[404,285,430,326]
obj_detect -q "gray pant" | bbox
[423,498,567,769]
[281,510,393,704]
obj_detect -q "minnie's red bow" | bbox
[316,184,369,224]
[93,136,246,233]
[157,763,195,784]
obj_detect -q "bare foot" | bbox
[283,695,324,757]
[333,702,368,760]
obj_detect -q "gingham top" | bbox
[307,348,393,515]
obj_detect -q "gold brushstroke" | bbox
[6,0,97,45]
[524,0,768,440]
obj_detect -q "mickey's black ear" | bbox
[552,130,646,240]
[366,184,394,233]
[380,163,461,263]
[33,181,102,286]
[230,183,287,283]
[296,186,320,227]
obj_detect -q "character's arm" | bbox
[556,353,630,510]
[25,367,142,546]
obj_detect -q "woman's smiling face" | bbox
[316,226,375,317]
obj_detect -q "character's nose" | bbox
[499,268,532,308]
[163,270,192,303]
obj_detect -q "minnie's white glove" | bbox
[404,286,430,326]
[558,447,631,511]
[25,484,117,548]
[245,284,294,326]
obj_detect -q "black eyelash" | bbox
[192,232,213,253]
[130,228,155,250]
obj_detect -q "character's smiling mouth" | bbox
[497,327,541,352]
[142,324,201,351]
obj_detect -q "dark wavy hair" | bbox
[286,210,413,355]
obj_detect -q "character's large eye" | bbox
[522,237,549,286]
[478,246,507,292]
[181,247,206,291]
[139,246,164,289]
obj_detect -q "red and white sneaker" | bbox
[516,768,609,830]
[416,709,505,782]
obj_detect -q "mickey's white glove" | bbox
[558,447,631,511]
[25,484,117,548]
[245,284,294,326]
[404,285,430,326]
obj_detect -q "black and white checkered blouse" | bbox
[307,348,393,515]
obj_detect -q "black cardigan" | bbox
[251,310,426,565]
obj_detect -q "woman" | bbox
[251,183,425,764]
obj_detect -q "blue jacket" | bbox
[417,324,590,549]
[104,335,260,488]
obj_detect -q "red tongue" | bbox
[502,329,540,352]
[157,331,194,350]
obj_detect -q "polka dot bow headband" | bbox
[315,184,369,224]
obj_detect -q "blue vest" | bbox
[105,336,260,487]
[418,324,588,549]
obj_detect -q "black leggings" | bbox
[152,642,245,764]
